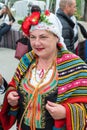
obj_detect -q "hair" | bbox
[59,0,74,10]
[31,5,41,13]
[2,5,14,21]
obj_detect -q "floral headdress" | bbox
[22,10,51,36]
[22,10,67,49]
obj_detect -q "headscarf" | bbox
[21,10,67,49]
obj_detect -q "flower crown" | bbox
[22,10,52,36]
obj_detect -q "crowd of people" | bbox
[0,1,87,130]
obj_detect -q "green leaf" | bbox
[17,20,23,25]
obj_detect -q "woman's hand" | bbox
[0,9,4,15]
[8,21,13,25]
[46,101,66,120]
[7,91,20,106]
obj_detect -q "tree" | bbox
[83,0,87,21]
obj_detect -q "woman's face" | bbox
[2,6,7,13]
[30,30,58,59]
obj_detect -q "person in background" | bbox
[23,4,41,51]
[0,5,15,42]
[0,74,8,130]
[56,0,78,53]
[0,10,87,130]
[31,5,41,13]
[15,5,42,60]
[0,74,8,94]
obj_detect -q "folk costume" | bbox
[0,11,87,130]
[0,43,87,130]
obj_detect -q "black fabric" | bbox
[16,85,58,130]
[56,8,76,53]
[78,40,87,63]
[10,15,15,22]
[0,124,3,130]
[3,13,15,23]
[0,23,5,29]
[0,14,3,19]
[18,122,51,130]
[78,22,87,39]
[3,78,8,91]
[0,78,8,93]
[0,23,11,42]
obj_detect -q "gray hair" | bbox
[59,0,74,10]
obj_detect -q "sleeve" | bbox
[54,103,87,130]
[0,14,3,19]
[0,52,33,130]
[0,90,19,130]
[0,84,5,94]
[12,15,15,22]
[78,22,87,39]
[64,103,86,130]
[0,78,8,94]
[3,78,8,91]
[54,59,87,130]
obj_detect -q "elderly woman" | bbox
[0,11,87,130]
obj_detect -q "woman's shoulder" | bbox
[58,51,86,65]
[20,50,35,66]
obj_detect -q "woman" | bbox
[0,5,15,42]
[0,11,87,130]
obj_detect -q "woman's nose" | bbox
[34,37,41,44]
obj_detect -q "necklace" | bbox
[36,68,44,78]
[34,60,54,84]
[34,68,45,83]
[19,59,56,130]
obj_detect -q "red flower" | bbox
[29,12,40,25]
[22,17,31,35]
[44,10,50,16]
[21,12,40,36]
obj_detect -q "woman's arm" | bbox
[46,101,86,130]
[0,9,4,18]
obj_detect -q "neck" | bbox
[37,53,57,70]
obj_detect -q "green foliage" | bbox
[74,12,83,21]
[18,20,23,25]
[0,0,4,3]
[8,0,20,7]
[75,0,82,20]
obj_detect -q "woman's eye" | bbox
[40,36,48,39]
[30,36,36,39]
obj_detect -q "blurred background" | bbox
[0,0,87,21]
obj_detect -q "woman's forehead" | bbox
[3,6,6,9]
[30,30,54,36]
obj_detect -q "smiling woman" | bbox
[1,10,87,130]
